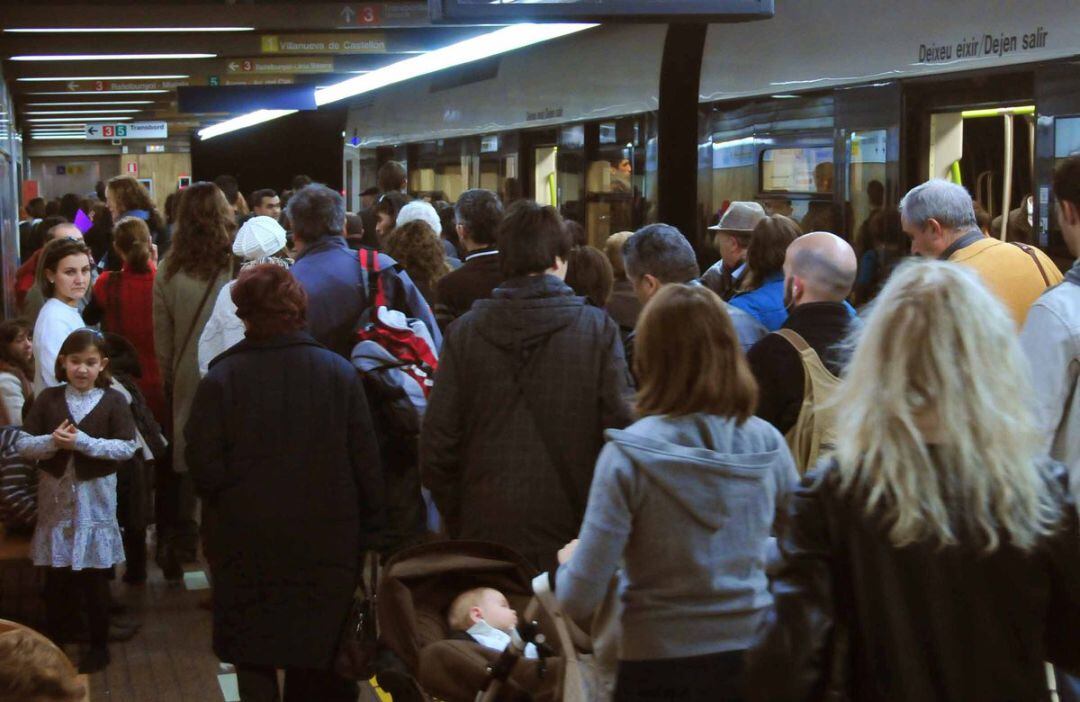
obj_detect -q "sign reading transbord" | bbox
[85,122,169,140]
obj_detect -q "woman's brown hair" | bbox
[37,238,91,299]
[745,214,801,289]
[635,284,757,421]
[106,175,165,232]
[0,318,33,379]
[385,220,450,288]
[565,245,614,307]
[112,216,153,273]
[231,264,307,340]
[167,182,234,281]
[0,627,87,702]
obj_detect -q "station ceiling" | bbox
[0,1,495,144]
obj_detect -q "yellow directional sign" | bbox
[260,33,387,54]
[226,57,335,74]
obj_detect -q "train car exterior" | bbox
[343,0,1080,269]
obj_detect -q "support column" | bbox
[656,23,707,247]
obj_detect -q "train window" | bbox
[760,146,834,193]
[1054,116,1080,158]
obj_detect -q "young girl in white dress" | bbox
[18,328,137,673]
[32,237,94,394]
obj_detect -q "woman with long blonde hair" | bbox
[746,259,1080,702]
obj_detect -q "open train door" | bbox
[1034,60,1080,268]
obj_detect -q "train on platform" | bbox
[341,0,1080,271]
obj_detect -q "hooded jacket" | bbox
[420,274,634,571]
[555,413,798,661]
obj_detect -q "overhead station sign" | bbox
[85,122,168,140]
[260,33,388,54]
[226,57,335,74]
[65,79,195,92]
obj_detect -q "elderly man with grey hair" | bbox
[900,178,1061,325]
[289,183,440,358]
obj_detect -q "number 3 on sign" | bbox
[359,4,379,24]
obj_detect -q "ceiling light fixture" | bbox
[198,109,297,141]
[6,27,254,33]
[11,54,215,61]
[17,75,189,82]
[199,23,595,140]
[28,116,135,122]
[25,109,142,115]
[315,23,594,106]
[26,90,169,95]
[26,101,154,106]
[30,134,87,139]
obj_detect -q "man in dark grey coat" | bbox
[420,200,634,572]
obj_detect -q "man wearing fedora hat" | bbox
[701,201,766,301]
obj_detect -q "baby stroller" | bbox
[374,540,612,702]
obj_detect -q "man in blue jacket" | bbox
[288,184,441,358]
[289,183,439,556]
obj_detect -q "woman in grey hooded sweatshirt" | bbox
[555,283,798,702]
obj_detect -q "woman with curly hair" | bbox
[106,175,169,260]
[152,182,234,574]
[385,219,451,305]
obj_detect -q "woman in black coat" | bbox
[186,264,384,702]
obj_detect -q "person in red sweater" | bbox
[92,217,165,423]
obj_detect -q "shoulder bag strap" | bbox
[502,344,586,524]
[775,327,811,353]
[173,267,223,378]
[1009,242,1051,287]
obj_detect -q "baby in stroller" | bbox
[374,541,594,702]
[447,587,540,660]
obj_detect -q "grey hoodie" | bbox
[555,413,798,661]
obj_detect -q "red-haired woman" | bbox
[185,264,384,702]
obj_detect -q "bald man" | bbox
[746,232,858,435]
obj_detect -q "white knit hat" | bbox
[233,216,287,260]
[708,201,766,232]
[395,200,442,236]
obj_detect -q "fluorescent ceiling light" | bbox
[315,23,594,107]
[28,116,134,122]
[11,54,215,61]
[25,109,142,115]
[27,90,169,95]
[26,101,154,106]
[7,27,253,33]
[30,134,87,139]
[199,110,296,141]
[18,75,189,82]
[200,23,594,141]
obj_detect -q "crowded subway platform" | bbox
[2,2,1080,701]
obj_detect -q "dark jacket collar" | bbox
[209,331,325,368]
[939,229,985,260]
[295,235,348,260]
[464,246,499,262]
[785,301,852,328]
[492,273,575,300]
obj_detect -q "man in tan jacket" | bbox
[900,179,1061,327]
